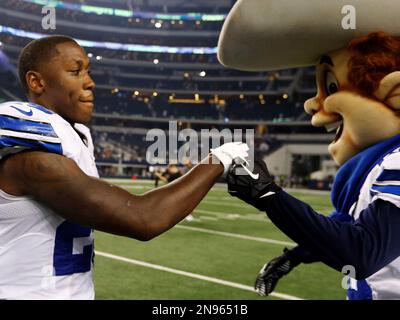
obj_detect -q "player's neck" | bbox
[28,96,55,113]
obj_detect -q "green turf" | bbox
[93,180,346,300]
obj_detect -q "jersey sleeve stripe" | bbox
[371,184,400,197]
[0,115,58,138]
[0,129,61,144]
[376,170,400,182]
[0,136,62,156]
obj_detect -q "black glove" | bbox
[226,158,281,210]
[255,248,301,296]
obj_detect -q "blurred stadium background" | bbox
[0,0,345,299]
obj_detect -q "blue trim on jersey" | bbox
[371,184,400,196]
[332,134,400,215]
[376,170,400,182]
[53,221,94,276]
[0,115,58,137]
[0,136,62,154]
[28,103,54,115]
[348,280,373,300]
[5,101,55,115]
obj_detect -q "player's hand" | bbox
[210,142,249,176]
[226,158,280,209]
[255,248,300,296]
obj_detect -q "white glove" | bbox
[210,142,249,176]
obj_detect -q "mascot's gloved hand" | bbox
[210,142,249,176]
[254,248,301,296]
[226,158,281,210]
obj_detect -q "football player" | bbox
[0,35,249,299]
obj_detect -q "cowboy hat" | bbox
[218,0,400,71]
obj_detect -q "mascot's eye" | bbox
[324,71,339,96]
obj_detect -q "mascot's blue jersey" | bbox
[340,138,400,299]
[0,101,98,299]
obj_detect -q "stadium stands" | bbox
[0,0,334,187]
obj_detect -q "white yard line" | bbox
[95,250,303,301]
[175,225,294,247]
[202,199,254,209]
[194,209,270,222]
[196,216,218,221]
[120,185,148,190]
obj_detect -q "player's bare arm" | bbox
[0,151,223,240]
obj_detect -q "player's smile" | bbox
[34,41,96,125]
[79,95,94,110]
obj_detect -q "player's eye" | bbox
[71,69,80,75]
[323,71,339,96]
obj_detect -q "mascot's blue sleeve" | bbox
[262,190,400,279]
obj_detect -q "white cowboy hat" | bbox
[218,0,400,71]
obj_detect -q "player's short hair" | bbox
[18,35,78,94]
[348,31,400,98]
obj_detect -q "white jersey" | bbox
[0,101,98,299]
[351,147,400,299]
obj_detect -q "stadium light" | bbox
[96,55,102,60]
[153,58,159,64]
[195,93,200,101]
[239,94,244,99]
[111,88,119,94]
[135,18,140,23]
[155,22,162,28]
[153,92,158,97]
[0,25,218,55]
[0,41,3,47]
[87,53,93,58]
[199,71,206,77]
[134,91,140,96]
[258,94,264,100]
[283,93,289,99]
[22,0,227,21]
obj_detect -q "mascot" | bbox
[219,0,400,300]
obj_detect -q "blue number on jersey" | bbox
[53,221,94,276]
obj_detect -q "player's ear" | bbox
[26,71,45,95]
[375,71,400,110]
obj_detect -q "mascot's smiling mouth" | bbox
[325,119,343,143]
[334,123,344,143]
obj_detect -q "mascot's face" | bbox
[304,49,400,165]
